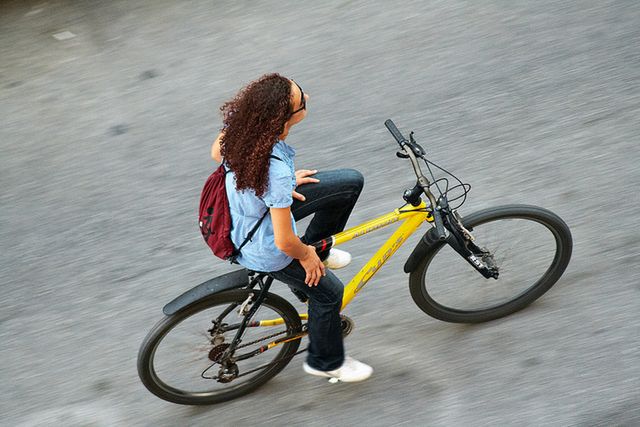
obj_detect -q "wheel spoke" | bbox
[138,289,303,404]
[409,206,572,323]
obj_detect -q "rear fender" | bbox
[162,268,249,315]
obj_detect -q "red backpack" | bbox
[198,158,278,262]
[198,164,235,260]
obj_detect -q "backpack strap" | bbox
[232,209,270,259]
[229,154,284,262]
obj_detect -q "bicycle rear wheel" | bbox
[409,205,572,323]
[138,289,302,405]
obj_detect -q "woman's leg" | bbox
[272,169,361,369]
[269,260,345,371]
[291,169,364,258]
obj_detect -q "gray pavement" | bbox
[1,0,639,425]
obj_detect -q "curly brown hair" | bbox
[220,73,292,197]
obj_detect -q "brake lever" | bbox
[409,132,426,157]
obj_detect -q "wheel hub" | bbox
[481,250,500,279]
[217,363,239,383]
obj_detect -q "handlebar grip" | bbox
[384,119,407,146]
[432,208,447,241]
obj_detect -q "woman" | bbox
[210,73,372,382]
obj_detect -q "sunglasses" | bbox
[291,81,306,115]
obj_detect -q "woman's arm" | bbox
[211,132,224,163]
[271,207,325,286]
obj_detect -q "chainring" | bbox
[340,314,354,337]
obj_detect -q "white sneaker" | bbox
[323,249,352,269]
[303,356,373,382]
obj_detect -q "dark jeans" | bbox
[269,169,364,371]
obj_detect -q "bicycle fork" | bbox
[442,206,500,280]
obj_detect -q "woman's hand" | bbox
[271,207,325,286]
[299,245,326,286]
[293,169,319,201]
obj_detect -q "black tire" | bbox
[138,289,302,405]
[409,205,572,323]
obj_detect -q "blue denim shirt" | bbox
[225,140,297,272]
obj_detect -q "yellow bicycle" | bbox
[138,120,573,405]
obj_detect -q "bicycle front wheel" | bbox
[409,205,572,323]
[138,289,302,405]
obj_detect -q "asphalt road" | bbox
[1,1,639,426]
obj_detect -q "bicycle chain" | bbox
[203,330,302,380]
[221,318,351,379]
[215,316,351,379]
[206,327,307,380]
[235,329,288,349]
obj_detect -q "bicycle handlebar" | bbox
[384,119,447,241]
[384,119,407,147]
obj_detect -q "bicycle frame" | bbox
[334,200,433,309]
[250,199,434,329]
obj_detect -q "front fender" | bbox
[403,228,446,273]
[162,268,249,315]
[404,221,473,273]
